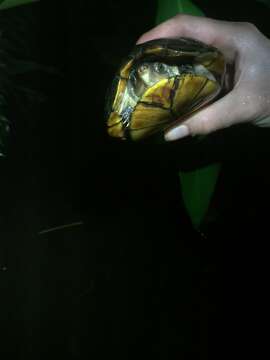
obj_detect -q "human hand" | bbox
[137,15,270,141]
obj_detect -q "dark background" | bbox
[1,0,270,359]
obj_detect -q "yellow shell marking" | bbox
[120,59,133,78]
[141,78,175,109]
[112,78,127,110]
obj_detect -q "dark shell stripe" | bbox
[189,77,209,105]
[184,87,219,115]
[138,100,170,111]
[174,77,209,117]
[126,123,168,140]
[170,76,181,115]
[129,102,170,130]
[201,55,217,68]
[177,83,219,119]
[133,38,215,54]
[107,115,122,128]
[129,119,170,131]
[136,76,181,112]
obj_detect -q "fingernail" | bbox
[165,125,190,141]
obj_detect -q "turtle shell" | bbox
[106,37,226,141]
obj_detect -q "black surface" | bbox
[1,1,270,359]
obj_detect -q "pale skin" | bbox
[136,14,270,141]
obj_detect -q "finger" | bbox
[136,14,236,61]
[164,89,252,140]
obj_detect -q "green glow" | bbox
[157,0,221,229]
[0,0,38,10]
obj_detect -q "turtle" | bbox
[105,37,226,141]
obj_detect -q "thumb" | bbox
[164,90,250,140]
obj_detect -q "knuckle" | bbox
[241,21,255,29]
[174,13,184,20]
[173,13,189,23]
[231,21,260,48]
[236,21,254,29]
[237,21,259,35]
[190,117,212,135]
[199,122,212,135]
